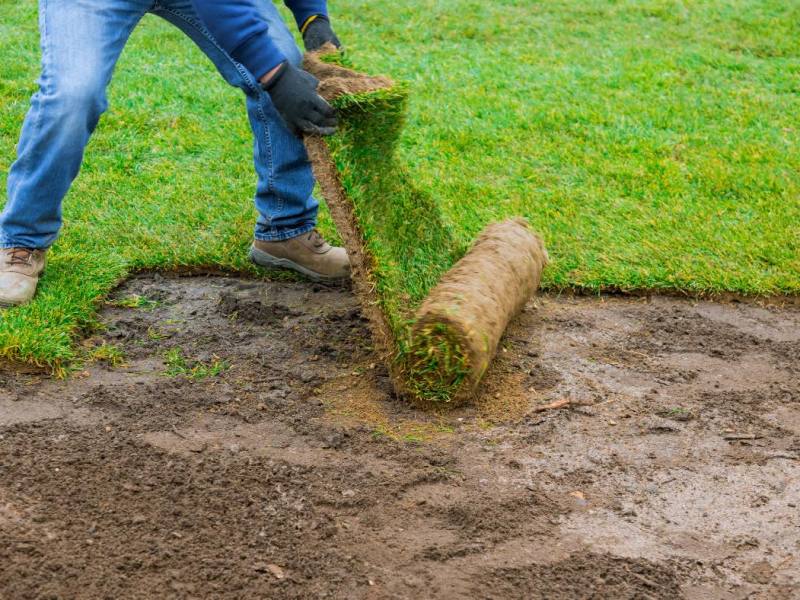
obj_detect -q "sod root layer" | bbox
[1,273,798,599]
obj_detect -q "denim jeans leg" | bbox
[153,0,318,242]
[1,0,149,250]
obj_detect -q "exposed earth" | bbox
[1,273,798,599]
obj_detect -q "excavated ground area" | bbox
[1,273,798,599]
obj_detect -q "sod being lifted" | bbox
[304,47,548,408]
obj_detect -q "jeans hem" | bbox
[254,222,315,242]
[0,237,49,250]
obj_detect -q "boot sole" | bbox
[249,246,349,284]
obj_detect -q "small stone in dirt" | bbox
[569,491,588,507]
[267,564,286,579]
[253,562,274,575]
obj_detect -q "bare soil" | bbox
[1,273,798,599]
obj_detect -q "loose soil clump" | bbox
[1,273,798,598]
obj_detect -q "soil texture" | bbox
[1,273,798,599]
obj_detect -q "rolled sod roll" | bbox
[404,219,548,408]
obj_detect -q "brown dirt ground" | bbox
[1,273,798,599]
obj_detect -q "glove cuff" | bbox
[301,14,328,34]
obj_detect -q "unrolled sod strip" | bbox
[303,48,548,408]
[402,219,548,407]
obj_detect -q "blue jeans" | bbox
[1,0,318,250]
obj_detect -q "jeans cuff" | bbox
[0,242,49,250]
[0,231,51,250]
[254,222,315,242]
[1,238,34,250]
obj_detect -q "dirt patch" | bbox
[477,552,686,599]
[1,274,799,598]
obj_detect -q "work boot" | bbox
[249,229,350,283]
[0,248,47,307]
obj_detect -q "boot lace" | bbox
[305,229,327,249]
[6,248,35,266]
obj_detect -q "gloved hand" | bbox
[302,16,341,52]
[262,61,337,136]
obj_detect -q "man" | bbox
[0,0,348,308]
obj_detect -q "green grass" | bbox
[86,342,126,367]
[1,0,799,371]
[339,0,800,300]
[105,294,161,310]
[162,347,229,379]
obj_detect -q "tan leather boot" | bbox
[0,248,47,307]
[249,229,350,283]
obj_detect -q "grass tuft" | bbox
[86,342,127,367]
[162,347,229,380]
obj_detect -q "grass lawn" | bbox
[1,0,799,371]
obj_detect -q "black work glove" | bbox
[302,15,341,52]
[262,61,337,136]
